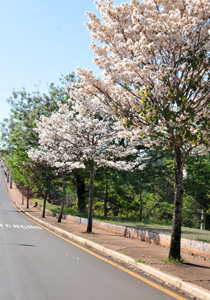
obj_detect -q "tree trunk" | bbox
[22,186,24,205]
[104,179,108,218]
[87,160,94,233]
[9,176,12,189]
[42,193,48,218]
[76,175,86,213]
[58,170,66,223]
[169,146,183,260]
[7,170,9,183]
[27,186,30,209]
[139,190,142,222]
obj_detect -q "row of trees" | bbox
[1,0,210,260]
[0,74,144,230]
[1,73,210,255]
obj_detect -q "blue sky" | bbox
[0,0,123,124]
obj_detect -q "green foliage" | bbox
[182,194,202,229]
[2,72,210,231]
[87,150,210,229]
[93,166,135,218]
[50,206,80,216]
[141,194,173,223]
[184,154,210,211]
[163,257,185,264]
[135,259,146,263]
[0,73,77,187]
[196,237,210,243]
[30,198,80,216]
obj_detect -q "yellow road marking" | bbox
[4,178,187,300]
[22,214,187,300]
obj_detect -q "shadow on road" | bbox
[0,243,36,247]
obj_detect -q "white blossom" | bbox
[69,0,210,161]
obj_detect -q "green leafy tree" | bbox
[0,73,87,212]
[21,161,59,217]
[184,155,210,211]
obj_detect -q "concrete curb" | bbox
[13,203,210,300]
[7,173,210,259]
[2,172,209,300]
[60,214,210,259]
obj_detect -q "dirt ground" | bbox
[4,175,210,293]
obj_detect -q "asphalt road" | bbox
[0,173,189,300]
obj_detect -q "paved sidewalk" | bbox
[3,173,210,299]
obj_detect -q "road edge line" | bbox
[22,209,210,300]
[2,172,209,300]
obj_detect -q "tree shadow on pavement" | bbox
[183,262,210,269]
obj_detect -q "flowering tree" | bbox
[72,0,210,259]
[31,100,141,232]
